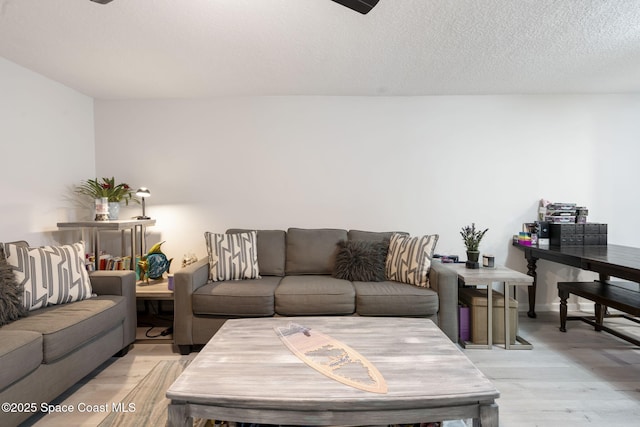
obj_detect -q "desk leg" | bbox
[598,273,611,317]
[525,254,538,318]
[594,303,605,331]
[559,288,569,332]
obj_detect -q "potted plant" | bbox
[76,177,138,220]
[460,223,488,266]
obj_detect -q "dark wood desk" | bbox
[514,243,640,318]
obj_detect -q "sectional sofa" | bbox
[174,228,459,354]
[0,241,136,427]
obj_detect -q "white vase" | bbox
[94,197,109,221]
[108,202,120,220]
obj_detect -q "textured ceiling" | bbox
[1,0,639,99]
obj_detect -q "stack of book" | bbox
[541,202,577,223]
[84,253,132,271]
[539,202,589,224]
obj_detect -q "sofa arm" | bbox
[174,258,210,347]
[89,270,137,348]
[429,261,459,343]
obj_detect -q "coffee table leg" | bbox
[168,401,192,427]
[476,402,499,426]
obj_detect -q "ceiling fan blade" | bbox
[88,0,380,14]
[331,0,380,14]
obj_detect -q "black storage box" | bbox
[550,223,607,246]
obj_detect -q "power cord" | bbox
[139,300,173,338]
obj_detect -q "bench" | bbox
[558,281,640,346]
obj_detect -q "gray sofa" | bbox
[174,228,458,355]
[0,243,136,427]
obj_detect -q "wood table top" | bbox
[514,243,640,283]
[166,317,499,411]
[57,218,156,230]
[136,279,173,299]
[445,263,533,286]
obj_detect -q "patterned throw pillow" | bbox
[205,231,261,282]
[385,233,439,287]
[4,242,93,311]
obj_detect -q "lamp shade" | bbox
[136,188,151,198]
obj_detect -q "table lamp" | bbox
[135,187,151,219]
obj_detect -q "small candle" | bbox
[482,255,495,268]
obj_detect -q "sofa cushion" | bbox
[286,228,347,275]
[347,230,407,242]
[1,295,125,363]
[385,233,439,287]
[192,276,281,316]
[226,229,286,276]
[353,280,439,316]
[4,242,93,311]
[205,231,261,282]
[0,330,42,391]
[0,245,28,326]
[275,276,355,315]
[333,240,387,282]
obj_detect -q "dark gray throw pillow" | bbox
[0,246,28,326]
[333,240,388,282]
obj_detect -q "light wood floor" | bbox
[22,311,640,427]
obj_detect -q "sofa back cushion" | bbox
[347,230,407,242]
[226,229,286,277]
[286,228,348,275]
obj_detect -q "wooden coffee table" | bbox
[166,317,499,426]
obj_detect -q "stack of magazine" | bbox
[539,201,588,224]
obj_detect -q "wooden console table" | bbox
[514,243,640,318]
[57,219,156,270]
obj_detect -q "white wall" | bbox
[4,56,637,312]
[0,58,95,246]
[94,95,640,310]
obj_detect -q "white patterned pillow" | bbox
[4,242,93,311]
[205,231,261,282]
[385,233,439,287]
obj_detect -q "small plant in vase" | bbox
[460,223,488,268]
[76,177,138,220]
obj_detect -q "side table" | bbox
[445,263,533,350]
[136,278,174,301]
[136,279,174,342]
